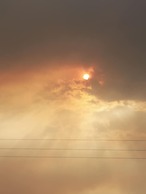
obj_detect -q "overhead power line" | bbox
[0,139,146,159]
[0,156,146,159]
[0,148,146,151]
[0,138,146,141]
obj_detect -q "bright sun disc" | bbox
[83,73,90,80]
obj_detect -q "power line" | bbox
[0,148,146,151]
[0,155,146,159]
[0,138,146,141]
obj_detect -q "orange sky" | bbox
[0,65,146,194]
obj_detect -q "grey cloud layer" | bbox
[0,0,146,100]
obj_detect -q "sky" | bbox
[0,0,146,194]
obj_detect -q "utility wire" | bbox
[0,148,146,151]
[0,156,146,159]
[0,139,146,141]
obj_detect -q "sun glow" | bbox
[83,73,90,80]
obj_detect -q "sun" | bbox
[83,73,90,80]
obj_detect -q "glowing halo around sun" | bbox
[83,73,90,80]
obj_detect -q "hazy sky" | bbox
[0,1,146,194]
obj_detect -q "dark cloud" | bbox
[0,0,146,100]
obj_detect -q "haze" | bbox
[0,1,146,194]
